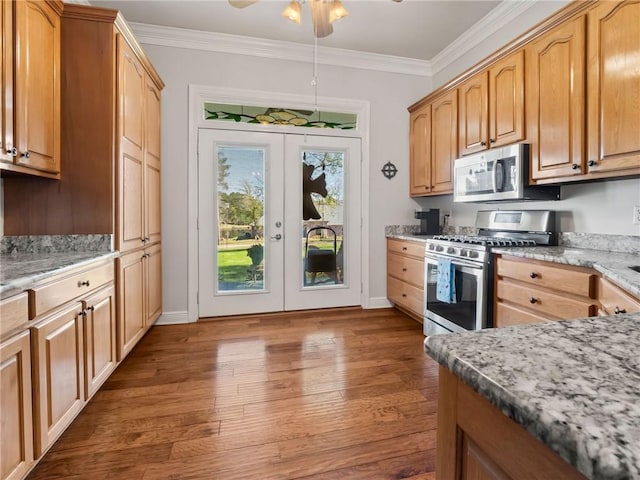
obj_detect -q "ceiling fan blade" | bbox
[229,0,258,8]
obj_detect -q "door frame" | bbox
[187,84,371,322]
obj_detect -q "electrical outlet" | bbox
[634,206,640,225]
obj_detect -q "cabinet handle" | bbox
[78,280,90,287]
[529,272,538,279]
[529,297,538,304]
[86,306,95,312]
[571,163,579,170]
[6,147,17,157]
[588,160,597,167]
[614,306,626,314]
[21,151,30,159]
[480,141,487,147]
[489,138,496,144]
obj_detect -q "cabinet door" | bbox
[145,243,162,328]
[117,250,145,360]
[145,78,162,246]
[83,284,117,399]
[458,72,488,156]
[528,16,585,181]
[587,1,640,175]
[431,90,457,193]
[489,51,525,148]
[0,331,34,480]
[409,104,431,196]
[32,302,84,457]
[13,0,60,174]
[0,0,13,165]
[118,36,146,253]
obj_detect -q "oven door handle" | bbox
[425,254,484,270]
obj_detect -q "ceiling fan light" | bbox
[329,1,348,23]
[282,1,302,24]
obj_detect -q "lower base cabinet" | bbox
[437,367,585,479]
[117,243,162,361]
[0,331,34,480]
[31,302,85,457]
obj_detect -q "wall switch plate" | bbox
[634,206,640,225]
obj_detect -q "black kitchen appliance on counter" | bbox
[415,209,440,235]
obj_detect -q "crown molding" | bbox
[130,22,432,77]
[430,0,539,75]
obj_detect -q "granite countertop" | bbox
[492,246,640,298]
[0,234,116,299]
[425,313,640,480]
[387,233,432,243]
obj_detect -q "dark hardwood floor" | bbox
[26,307,439,480]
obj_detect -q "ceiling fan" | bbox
[229,0,402,38]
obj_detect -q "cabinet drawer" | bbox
[495,302,550,328]
[496,280,596,320]
[598,278,640,316]
[387,276,424,317]
[29,261,114,319]
[497,257,595,298]
[388,252,424,288]
[387,238,425,258]
[0,292,29,338]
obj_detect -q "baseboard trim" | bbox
[156,311,192,325]
[366,297,394,309]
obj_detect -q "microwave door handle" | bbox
[493,159,504,193]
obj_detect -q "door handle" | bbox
[271,234,282,240]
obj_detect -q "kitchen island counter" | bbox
[425,313,640,479]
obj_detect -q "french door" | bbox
[198,129,361,317]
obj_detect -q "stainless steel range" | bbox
[423,210,555,336]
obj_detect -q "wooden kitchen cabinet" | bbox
[83,284,117,400]
[0,331,33,480]
[0,0,62,178]
[458,72,488,156]
[387,238,425,321]
[527,16,586,181]
[586,0,640,178]
[409,90,456,197]
[117,244,162,360]
[495,256,597,327]
[409,103,431,195]
[437,367,585,480]
[488,50,525,148]
[597,277,640,316]
[29,258,115,457]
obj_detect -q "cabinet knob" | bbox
[144,237,150,242]
[480,141,487,147]
[6,147,17,156]
[402,293,407,298]
[78,280,90,287]
[588,160,597,167]
[489,138,496,144]
[402,247,407,251]
[529,272,538,279]
[20,151,30,159]
[86,305,95,312]
[571,163,579,170]
[529,297,538,304]
[402,268,407,272]
[614,306,626,314]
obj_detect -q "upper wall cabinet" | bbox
[527,16,586,181]
[1,0,62,178]
[458,51,525,156]
[586,0,640,177]
[409,103,431,196]
[409,90,456,197]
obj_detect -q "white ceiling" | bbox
[88,0,501,61]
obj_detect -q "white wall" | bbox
[142,44,431,315]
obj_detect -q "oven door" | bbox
[423,253,488,335]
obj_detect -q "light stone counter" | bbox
[425,313,640,480]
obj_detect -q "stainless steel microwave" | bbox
[453,144,560,203]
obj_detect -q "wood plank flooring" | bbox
[26,307,439,480]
